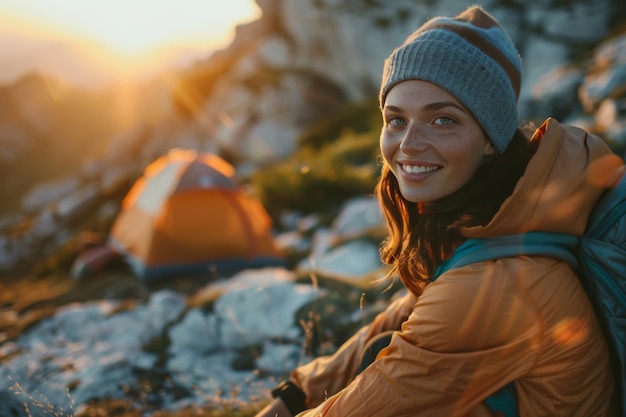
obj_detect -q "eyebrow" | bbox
[384,101,467,113]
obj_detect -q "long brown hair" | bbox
[376,127,537,296]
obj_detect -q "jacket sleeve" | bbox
[295,261,542,417]
[290,290,417,408]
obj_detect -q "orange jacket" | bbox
[291,119,623,417]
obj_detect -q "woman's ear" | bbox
[484,142,497,156]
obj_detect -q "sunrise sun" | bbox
[0,0,261,56]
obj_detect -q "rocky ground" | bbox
[0,270,272,417]
[0,197,395,417]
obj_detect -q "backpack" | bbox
[433,174,626,417]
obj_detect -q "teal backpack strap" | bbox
[585,173,626,237]
[432,231,579,417]
[484,384,521,417]
[434,231,579,279]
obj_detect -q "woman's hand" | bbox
[254,397,294,417]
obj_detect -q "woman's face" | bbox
[380,80,494,203]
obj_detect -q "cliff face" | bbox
[1,0,625,274]
[160,0,624,165]
[3,0,625,191]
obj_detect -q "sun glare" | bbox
[0,0,261,56]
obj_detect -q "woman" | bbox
[255,5,622,417]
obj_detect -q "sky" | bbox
[0,0,262,86]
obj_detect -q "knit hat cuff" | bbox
[380,32,519,153]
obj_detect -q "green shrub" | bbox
[251,129,381,225]
[297,99,382,150]
[249,99,384,225]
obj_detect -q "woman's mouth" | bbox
[400,163,441,174]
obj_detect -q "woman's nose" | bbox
[399,125,429,153]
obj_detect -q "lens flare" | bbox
[552,318,589,346]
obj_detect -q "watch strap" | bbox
[271,380,307,415]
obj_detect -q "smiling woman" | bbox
[0,0,261,55]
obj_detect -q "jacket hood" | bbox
[462,118,625,238]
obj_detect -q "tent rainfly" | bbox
[76,148,285,282]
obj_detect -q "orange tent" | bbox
[107,148,284,282]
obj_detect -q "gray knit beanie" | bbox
[379,6,522,153]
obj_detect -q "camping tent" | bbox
[84,148,284,282]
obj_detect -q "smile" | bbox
[400,163,441,174]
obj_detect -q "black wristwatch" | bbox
[271,380,307,415]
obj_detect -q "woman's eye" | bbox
[387,117,407,127]
[433,116,455,126]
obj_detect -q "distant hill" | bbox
[0,72,173,213]
[0,28,218,212]
[0,31,121,89]
[0,30,215,90]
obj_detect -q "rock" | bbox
[255,35,291,68]
[309,227,333,258]
[527,2,611,43]
[329,196,385,245]
[530,66,585,121]
[168,309,220,355]
[256,341,302,374]
[519,35,571,108]
[0,300,155,409]
[216,279,322,349]
[297,239,387,288]
[21,177,81,213]
[579,34,626,112]
[139,290,187,345]
[274,230,312,258]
